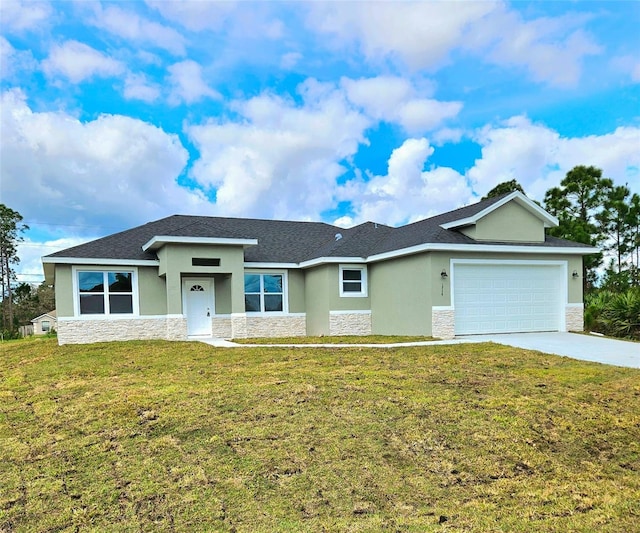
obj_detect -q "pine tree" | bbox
[0,204,29,332]
[544,166,613,293]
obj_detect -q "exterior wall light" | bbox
[572,270,579,278]
[441,269,448,279]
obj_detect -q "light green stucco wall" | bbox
[214,274,232,314]
[461,201,545,243]
[369,254,432,335]
[305,265,331,335]
[54,265,74,317]
[288,269,306,313]
[159,244,246,314]
[304,264,371,334]
[138,267,167,315]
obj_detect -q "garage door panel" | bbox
[454,263,562,335]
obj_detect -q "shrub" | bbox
[585,288,640,340]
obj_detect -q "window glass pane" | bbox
[109,294,133,314]
[263,275,283,293]
[42,321,50,331]
[343,269,362,281]
[343,281,362,292]
[264,294,283,312]
[80,294,105,314]
[245,294,261,312]
[79,272,104,292]
[244,274,260,293]
[108,272,132,292]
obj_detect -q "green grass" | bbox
[1,339,639,532]
[233,335,436,344]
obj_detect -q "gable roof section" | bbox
[31,310,57,323]
[439,191,558,230]
[43,194,596,267]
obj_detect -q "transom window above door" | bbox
[244,273,284,313]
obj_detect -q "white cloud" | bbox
[90,4,187,56]
[167,60,221,105]
[342,76,462,134]
[475,8,602,87]
[432,127,465,146]
[17,237,94,284]
[613,55,640,83]
[397,99,462,135]
[467,116,640,200]
[124,73,161,103]
[0,36,37,79]
[0,0,52,32]
[187,79,370,220]
[310,1,497,70]
[281,51,302,70]
[310,2,601,86]
[341,138,473,226]
[146,0,236,32]
[42,40,124,83]
[0,89,208,235]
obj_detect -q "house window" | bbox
[244,273,284,312]
[77,271,135,315]
[41,320,50,332]
[340,265,367,297]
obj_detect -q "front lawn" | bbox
[1,339,639,531]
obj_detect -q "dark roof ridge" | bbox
[159,213,339,228]
[400,193,510,229]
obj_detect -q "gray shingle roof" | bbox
[45,193,594,264]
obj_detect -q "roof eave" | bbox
[142,235,259,252]
[42,257,160,266]
[366,242,598,263]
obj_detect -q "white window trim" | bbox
[244,270,289,314]
[72,266,140,318]
[339,265,368,298]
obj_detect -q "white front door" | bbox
[183,279,213,336]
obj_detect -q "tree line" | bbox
[1,204,55,337]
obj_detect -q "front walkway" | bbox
[198,332,640,369]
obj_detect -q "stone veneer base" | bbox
[329,311,372,336]
[230,314,306,339]
[565,304,584,332]
[57,316,187,345]
[431,307,455,339]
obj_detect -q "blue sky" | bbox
[1,0,639,283]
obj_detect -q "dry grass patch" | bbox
[1,339,639,532]
[232,335,436,344]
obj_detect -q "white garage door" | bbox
[453,263,563,335]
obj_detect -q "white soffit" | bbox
[142,235,258,252]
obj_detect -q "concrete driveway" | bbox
[465,332,640,369]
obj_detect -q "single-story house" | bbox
[31,310,57,335]
[42,192,595,345]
